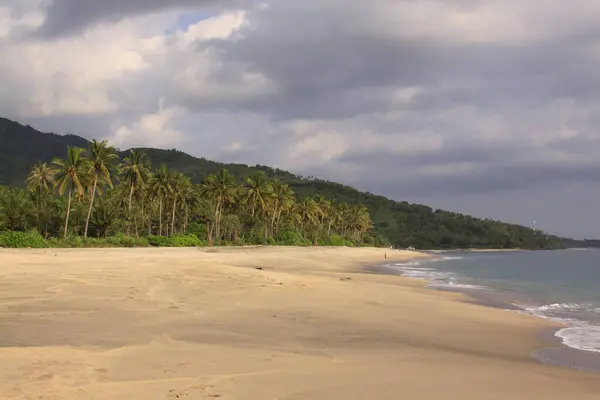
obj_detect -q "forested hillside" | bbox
[0,117,570,249]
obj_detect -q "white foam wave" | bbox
[523,303,600,354]
[532,302,600,313]
[391,261,422,267]
[556,325,600,353]
[427,282,490,290]
[441,256,464,260]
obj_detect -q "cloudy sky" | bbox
[1,0,600,238]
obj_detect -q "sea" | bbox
[380,249,600,369]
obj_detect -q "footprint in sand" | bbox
[167,383,220,399]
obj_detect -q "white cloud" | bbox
[110,102,187,149]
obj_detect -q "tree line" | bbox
[0,140,378,247]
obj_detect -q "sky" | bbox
[1,0,599,239]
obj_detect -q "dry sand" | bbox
[0,246,598,399]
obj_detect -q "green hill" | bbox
[0,117,576,249]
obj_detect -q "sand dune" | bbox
[0,246,598,399]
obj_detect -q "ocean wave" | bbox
[427,282,490,290]
[523,303,600,353]
[383,261,484,287]
[530,302,600,313]
[556,325,600,353]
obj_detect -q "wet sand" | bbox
[1,246,599,399]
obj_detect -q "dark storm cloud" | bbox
[176,2,600,125]
[37,0,245,38]
[338,157,600,200]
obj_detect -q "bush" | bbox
[0,230,49,248]
[147,235,172,247]
[328,234,349,246]
[267,237,277,245]
[84,238,112,247]
[277,231,311,246]
[66,236,84,248]
[170,234,201,247]
[148,234,201,247]
[188,222,208,239]
[106,234,149,248]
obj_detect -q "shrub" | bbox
[106,234,149,248]
[0,230,49,248]
[277,231,311,246]
[188,222,208,239]
[84,238,112,248]
[170,234,201,247]
[147,235,172,247]
[65,236,84,248]
[148,234,201,247]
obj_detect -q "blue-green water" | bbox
[383,249,600,353]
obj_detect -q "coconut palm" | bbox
[148,164,172,236]
[293,197,319,233]
[52,146,89,238]
[347,205,372,242]
[83,140,118,239]
[26,163,57,232]
[270,180,294,236]
[119,150,151,232]
[199,168,238,241]
[27,163,56,195]
[244,172,272,218]
[169,172,191,236]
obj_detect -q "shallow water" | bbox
[381,249,600,356]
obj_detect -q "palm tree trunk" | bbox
[183,204,189,234]
[207,222,214,244]
[127,184,134,235]
[270,200,279,236]
[63,186,72,239]
[83,177,98,240]
[171,198,177,236]
[214,200,221,239]
[158,196,163,236]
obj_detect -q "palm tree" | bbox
[199,169,238,241]
[149,164,172,236]
[336,202,351,236]
[119,150,151,234]
[179,181,198,234]
[244,172,272,218]
[52,146,89,238]
[270,181,294,236]
[314,195,331,236]
[27,163,56,195]
[347,205,372,242]
[169,172,190,236]
[26,163,56,233]
[83,140,118,239]
[294,197,319,234]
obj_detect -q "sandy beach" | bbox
[0,247,599,399]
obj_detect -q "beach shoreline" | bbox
[1,246,599,399]
[373,254,600,373]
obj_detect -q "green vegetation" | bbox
[0,117,579,249]
[0,141,375,248]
